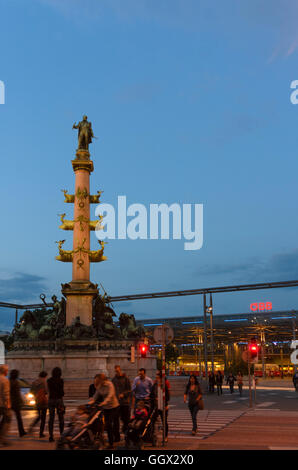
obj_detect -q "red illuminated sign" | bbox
[250,302,272,312]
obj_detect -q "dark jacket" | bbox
[215,373,223,385]
[226,375,236,385]
[208,374,216,385]
[47,377,64,400]
[10,379,24,410]
[112,374,131,406]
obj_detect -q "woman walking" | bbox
[237,372,243,396]
[183,375,203,436]
[89,373,120,450]
[28,371,48,438]
[226,373,236,394]
[9,370,26,437]
[47,367,65,442]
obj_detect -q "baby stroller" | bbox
[56,404,104,450]
[125,400,163,449]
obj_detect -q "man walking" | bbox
[132,368,153,410]
[215,371,223,395]
[0,365,11,446]
[112,365,131,441]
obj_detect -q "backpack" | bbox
[31,380,48,407]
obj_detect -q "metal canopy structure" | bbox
[136,310,297,345]
[0,279,298,311]
[107,280,298,302]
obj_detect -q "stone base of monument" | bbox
[6,340,156,399]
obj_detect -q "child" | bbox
[129,400,148,430]
[61,405,89,440]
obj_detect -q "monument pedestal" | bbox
[7,341,156,399]
[62,281,98,326]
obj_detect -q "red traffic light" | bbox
[249,342,258,359]
[140,343,148,358]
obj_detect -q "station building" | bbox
[136,309,297,376]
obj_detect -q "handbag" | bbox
[198,398,204,410]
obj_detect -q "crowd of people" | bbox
[207,371,244,396]
[0,364,269,447]
[0,364,175,448]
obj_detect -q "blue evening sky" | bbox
[1,0,298,330]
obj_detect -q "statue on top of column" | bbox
[72,115,95,150]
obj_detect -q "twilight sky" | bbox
[1,0,298,330]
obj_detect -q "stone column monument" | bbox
[57,115,105,326]
[6,116,156,394]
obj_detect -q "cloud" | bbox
[196,250,298,283]
[0,272,48,304]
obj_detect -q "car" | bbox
[19,378,36,409]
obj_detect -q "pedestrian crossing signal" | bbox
[140,343,148,358]
[127,345,135,363]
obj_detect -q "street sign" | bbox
[153,324,174,344]
[242,349,258,363]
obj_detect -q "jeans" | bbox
[48,399,64,438]
[104,407,118,446]
[12,407,26,436]
[0,407,11,443]
[216,384,223,395]
[114,405,131,440]
[30,407,47,436]
[156,409,168,437]
[188,404,199,432]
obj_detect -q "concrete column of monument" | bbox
[58,116,105,327]
[72,156,91,282]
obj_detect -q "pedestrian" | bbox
[132,368,153,410]
[236,372,243,396]
[112,365,131,441]
[9,369,26,437]
[0,364,11,446]
[88,375,97,398]
[89,373,119,450]
[47,367,65,442]
[293,370,298,391]
[183,374,203,436]
[150,370,170,442]
[215,371,223,395]
[208,372,216,393]
[28,371,48,438]
[226,372,236,394]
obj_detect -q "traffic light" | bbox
[127,345,135,363]
[249,339,259,362]
[140,343,148,358]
